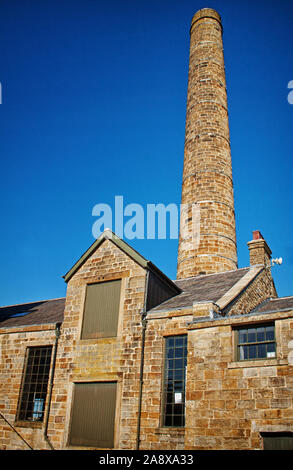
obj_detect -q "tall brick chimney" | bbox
[177,8,238,279]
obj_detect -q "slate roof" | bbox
[252,296,293,314]
[1,270,291,328]
[0,268,251,327]
[0,298,65,328]
[147,267,251,313]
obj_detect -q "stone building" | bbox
[1,8,293,451]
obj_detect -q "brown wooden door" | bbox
[69,382,117,448]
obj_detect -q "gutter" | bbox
[43,322,61,450]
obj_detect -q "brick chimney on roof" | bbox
[247,231,272,267]
[177,8,238,279]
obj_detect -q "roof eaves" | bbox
[252,306,293,315]
[0,297,65,310]
[0,321,62,331]
[147,305,192,316]
[251,296,293,315]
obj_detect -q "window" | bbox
[81,279,121,339]
[17,346,52,422]
[69,382,117,448]
[235,323,276,361]
[162,335,187,427]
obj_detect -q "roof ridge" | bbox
[174,266,250,282]
[0,297,65,309]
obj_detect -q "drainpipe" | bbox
[136,312,147,450]
[136,271,149,450]
[43,322,61,450]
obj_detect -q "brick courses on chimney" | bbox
[177,8,238,279]
[247,230,272,267]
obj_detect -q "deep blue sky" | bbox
[0,0,292,306]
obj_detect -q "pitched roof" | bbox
[63,229,180,294]
[0,298,65,328]
[1,277,292,329]
[63,229,149,283]
[252,296,293,314]
[147,267,252,313]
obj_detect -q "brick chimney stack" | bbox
[177,8,238,279]
[247,230,272,268]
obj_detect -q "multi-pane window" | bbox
[17,346,52,422]
[162,335,187,427]
[236,323,276,361]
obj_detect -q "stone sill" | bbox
[154,427,185,435]
[67,445,112,450]
[228,358,288,369]
[77,336,118,343]
[14,420,43,429]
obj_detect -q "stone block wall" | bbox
[52,239,147,449]
[138,310,193,450]
[223,268,277,317]
[0,325,57,450]
[0,239,147,450]
[0,238,291,451]
[185,315,293,450]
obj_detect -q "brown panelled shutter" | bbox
[81,279,121,339]
[69,382,117,448]
[262,433,293,450]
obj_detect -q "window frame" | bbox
[161,334,187,428]
[234,322,276,362]
[16,345,53,424]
